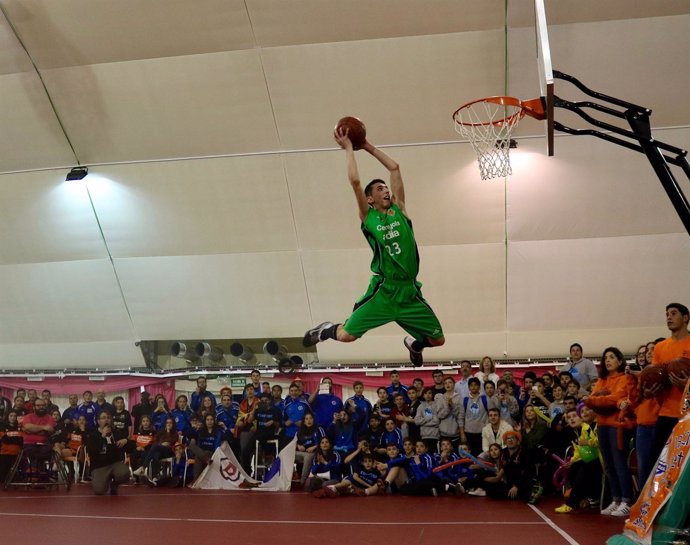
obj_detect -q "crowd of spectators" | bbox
[0,303,688,508]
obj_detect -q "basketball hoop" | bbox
[453,96,545,180]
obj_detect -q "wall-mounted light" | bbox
[171,342,200,362]
[194,342,224,363]
[66,166,88,181]
[229,343,255,363]
[263,340,303,374]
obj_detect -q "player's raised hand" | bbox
[334,126,353,150]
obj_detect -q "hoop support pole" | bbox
[553,70,690,237]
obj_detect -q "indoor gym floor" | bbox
[0,485,623,545]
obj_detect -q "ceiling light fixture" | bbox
[66,166,89,181]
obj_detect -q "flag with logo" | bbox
[191,436,296,491]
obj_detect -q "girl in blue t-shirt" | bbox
[327,410,357,456]
[305,437,343,493]
[296,412,325,484]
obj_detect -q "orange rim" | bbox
[452,96,546,126]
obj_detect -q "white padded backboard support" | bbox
[535,0,554,156]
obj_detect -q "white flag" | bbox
[192,437,296,492]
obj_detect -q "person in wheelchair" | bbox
[20,399,56,465]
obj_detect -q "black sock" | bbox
[321,323,340,341]
[411,338,431,352]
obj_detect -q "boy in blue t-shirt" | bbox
[317,453,383,498]
[282,383,311,439]
[346,381,372,434]
[309,377,343,429]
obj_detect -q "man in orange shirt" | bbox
[652,302,690,457]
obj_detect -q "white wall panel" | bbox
[507,128,690,241]
[262,31,505,150]
[507,233,690,332]
[419,244,506,333]
[41,51,279,164]
[0,72,75,172]
[248,0,504,47]
[0,259,133,343]
[509,15,690,129]
[2,0,254,69]
[90,156,297,258]
[0,170,108,265]
[508,0,690,27]
[507,327,668,361]
[300,248,374,328]
[114,253,311,339]
[0,341,142,370]
[0,13,33,75]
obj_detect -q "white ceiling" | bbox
[0,0,689,369]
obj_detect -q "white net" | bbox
[453,98,525,180]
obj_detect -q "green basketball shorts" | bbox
[342,276,444,341]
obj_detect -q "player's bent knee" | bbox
[428,337,445,347]
[337,330,358,343]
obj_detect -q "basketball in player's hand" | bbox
[639,364,670,390]
[335,116,366,150]
[668,357,690,380]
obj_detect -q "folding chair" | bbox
[253,439,279,480]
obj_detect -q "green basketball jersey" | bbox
[361,202,419,281]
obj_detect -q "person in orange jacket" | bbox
[583,347,633,518]
[620,343,661,490]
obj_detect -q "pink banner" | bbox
[281,366,555,391]
[129,380,177,408]
[0,377,174,397]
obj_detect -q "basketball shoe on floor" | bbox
[467,488,486,496]
[404,336,423,367]
[601,501,619,515]
[303,322,334,347]
[611,503,631,517]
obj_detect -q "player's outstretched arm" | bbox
[335,128,369,222]
[362,141,407,216]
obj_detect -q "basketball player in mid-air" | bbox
[302,126,444,366]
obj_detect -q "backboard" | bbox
[452,0,556,178]
[535,0,554,156]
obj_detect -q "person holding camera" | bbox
[327,410,358,457]
[308,377,343,429]
[86,411,130,495]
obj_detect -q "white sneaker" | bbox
[601,501,619,515]
[132,467,146,477]
[468,488,487,497]
[611,503,631,517]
